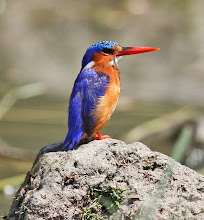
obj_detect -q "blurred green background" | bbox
[0,0,204,216]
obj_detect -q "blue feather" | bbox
[63,68,109,150]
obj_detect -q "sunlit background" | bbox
[0,0,204,215]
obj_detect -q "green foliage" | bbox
[83,208,103,220]
[171,125,193,162]
[82,185,125,219]
[99,185,125,214]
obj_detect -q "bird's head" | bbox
[81,41,159,72]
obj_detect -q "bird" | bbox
[63,41,159,151]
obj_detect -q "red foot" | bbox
[92,133,110,140]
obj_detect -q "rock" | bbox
[6,139,204,220]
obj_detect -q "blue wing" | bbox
[63,68,109,150]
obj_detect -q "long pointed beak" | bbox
[115,47,159,56]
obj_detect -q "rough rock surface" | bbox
[7,139,204,220]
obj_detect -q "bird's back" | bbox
[63,68,111,150]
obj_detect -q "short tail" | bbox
[63,130,83,151]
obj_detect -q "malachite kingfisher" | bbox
[63,41,159,151]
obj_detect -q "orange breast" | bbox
[92,66,121,135]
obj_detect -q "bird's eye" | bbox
[102,48,114,54]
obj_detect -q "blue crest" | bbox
[81,41,119,70]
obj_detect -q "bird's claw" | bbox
[81,133,110,142]
[92,133,110,140]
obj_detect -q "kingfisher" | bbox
[63,41,159,151]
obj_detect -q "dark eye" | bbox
[102,48,114,54]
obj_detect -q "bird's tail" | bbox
[63,130,83,151]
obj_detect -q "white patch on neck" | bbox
[109,56,122,67]
[81,61,95,72]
